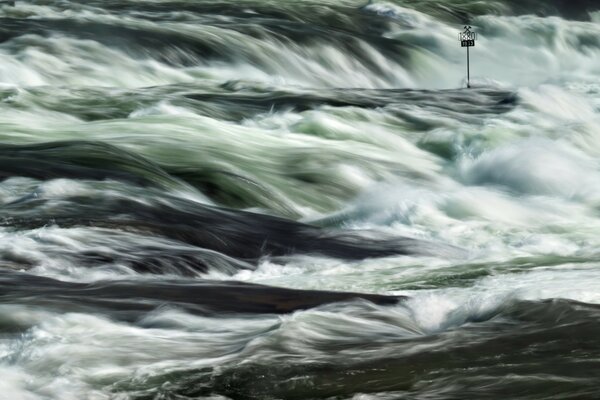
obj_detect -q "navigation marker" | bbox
[459,26,476,88]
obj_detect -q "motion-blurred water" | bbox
[1,1,600,399]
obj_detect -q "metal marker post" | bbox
[459,26,476,88]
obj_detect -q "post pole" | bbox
[467,46,470,88]
[460,26,475,89]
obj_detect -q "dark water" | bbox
[1,1,600,399]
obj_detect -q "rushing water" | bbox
[1,1,600,399]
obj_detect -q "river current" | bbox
[1,1,600,399]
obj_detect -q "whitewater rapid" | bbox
[1,1,600,399]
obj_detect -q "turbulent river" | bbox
[1,1,600,399]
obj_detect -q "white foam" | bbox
[402,265,600,334]
[0,309,278,399]
[459,138,600,202]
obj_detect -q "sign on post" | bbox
[461,38,475,47]
[459,26,476,88]
[459,26,476,47]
